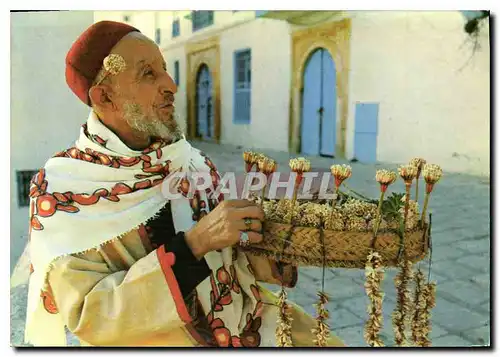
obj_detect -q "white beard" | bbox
[122,101,183,143]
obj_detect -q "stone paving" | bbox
[10,139,491,347]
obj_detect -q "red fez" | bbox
[65,21,140,106]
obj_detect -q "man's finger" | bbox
[245,231,263,244]
[232,205,265,221]
[223,199,256,209]
[237,218,262,233]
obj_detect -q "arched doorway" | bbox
[195,64,215,141]
[300,47,337,157]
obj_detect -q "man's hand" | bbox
[184,200,264,260]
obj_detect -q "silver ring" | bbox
[239,231,250,247]
[244,218,252,230]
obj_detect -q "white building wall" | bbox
[218,18,291,151]
[347,11,490,175]
[10,11,95,271]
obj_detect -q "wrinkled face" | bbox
[105,33,181,142]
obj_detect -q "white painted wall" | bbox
[219,18,291,151]
[10,11,95,272]
[347,11,490,175]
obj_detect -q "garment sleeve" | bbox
[167,232,211,297]
[47,240,208,346]
[243,252,298,288]
[144,202,211,298]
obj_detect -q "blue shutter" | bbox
[353,103,379,163]
[192,11,214,32]
[172,19,180,38]
[174,61,180,86]
[233,49,251,124]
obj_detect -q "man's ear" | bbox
[89,84,116,111]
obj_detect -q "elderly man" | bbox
[24,21,345,347]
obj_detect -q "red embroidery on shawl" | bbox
[28,151,169,228]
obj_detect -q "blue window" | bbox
[172,18,180,38]
[233,49,251,124]
[192,11,214,32]
[155,28,161,45]
[174,60,180,86]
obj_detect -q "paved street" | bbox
[10,139,491,347]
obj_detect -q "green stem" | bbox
[404,183,411,227]
[260,185,266,208]
[373,191,385,237]
[290,183,299,224]
[420,192,430,228]
[333,187,339,207]
[396,183,412,261]
[328,187,340,228]
[415,176,420,203]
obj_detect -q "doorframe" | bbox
[186,36,221,143]
[290,19,351,157]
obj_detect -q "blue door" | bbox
[196,64,214,140]
[301,48,337,157]
[353,103,379,163]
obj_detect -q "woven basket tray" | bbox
[242,220,430,269]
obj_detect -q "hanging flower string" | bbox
[420,164,442,228]
[373,170,397,236]
[312,216,331,347]
[420,281,437,347]
[364,251,385,347]
[275,288,294,347]
[393,164,418,336]
[392,259,414,346]
[411,269,426,346]
[312,292,330,346]
[409,158,426,203]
